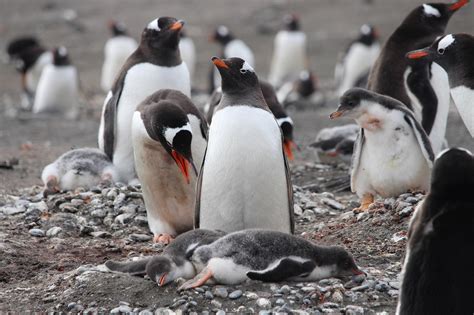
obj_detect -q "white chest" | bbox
[450,85,474,137]
[428,62,450,154]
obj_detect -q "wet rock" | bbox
[245,292,259,300]
[90,231,112,238]
[356,212,369,221]
[210,299,222,308]
[154,308,174,315]
[79,225,94,236]
[256,298,272,309]
[29,228,45,237]
[321,198,344,210]
[395,201,411,212]
[228,290,242,299]
[129,233,152,242]
[110,304,132,314]
[352,274,366,284]
[134,215,148,226]
[405,196,419,204]
[399,206,413,218]
[345,305,364,315]
[46,226,62,237]
[351,284,369,292]
[389,281,401,289]
[331,290,344,303]
[70,199,84,207]
[170,299,186,308]
[204,291,214,299]
[294,204,303,216]
[279,285,291,294]
[1,206,25,215]
[213,286,228,298]
[115,213,133,225]
[275,298,285,305]
[91,209,107,218]
[59,203,77,213]
[215,310,225,315]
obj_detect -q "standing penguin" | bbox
[407,33,474,137]
[196,57,294,233]
[98,17,190,183]
[132,89,208,243]
[367,0,469,154]
[179,30,196,81]
[396,148,474,315]
[178,229,364,290]
[6,36,53,106]
[32,46,79,119]
[330,88,434,211]
[268,14,308,88]
[208,25,255,93]
[335,24,380,97]
[100,20,138,92]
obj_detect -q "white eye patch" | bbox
[240,61,254,73]
[147,18,160,31]
[360,24,371,35]
[58,46,67,56]
[422,4,441,17]
[276,117,294,127]
[437,34,455,51]
[163,123,192,145]
[217,25,229,36]
[299,70,310,80]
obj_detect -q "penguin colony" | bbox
[4,0,473,310]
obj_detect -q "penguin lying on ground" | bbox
[178,229,364,290]
[41,148,119,196]
[310,124,359,163]
[132,89,208,244]
[100,20,138,92]
[276,70,324,107]
[98,17,190,183]
[330,88,434,212]
[32,46,79,119]
[206,80,296,160]
[396,148,474,315]
[105,229,225,286]
[407,33,474,137]
[196,57,294,233]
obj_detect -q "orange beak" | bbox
[212,57,229,69]
[406,49,429,59]
[283,140,295,161]
[170,20,184,31]
[329,111,344,119]
[158,273,167,286]
[171,150,190,184]
[449,0,469,11]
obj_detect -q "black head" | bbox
[400,1,469,35]
[283,14,300,31]
[296,70,317,97]
[145,256,174,286]
[407,33,474,87]
[212,57,260,94]
[52,46,70,66]
[329,247,365,278]
[108,20,128,36]
[330,88,373,119]
[210,25,234,45]
[335,138,355,155]
[141,17,184,55]
[358,24,379,45]
[7,37,41,57]
[7,37,46,73]
[139,101,196,183]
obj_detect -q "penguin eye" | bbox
[437,48,445,55]
[240,69,247,74]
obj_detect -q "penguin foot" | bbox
[153,234,174,245]
[177,267,213,291]
[353,193,374,213]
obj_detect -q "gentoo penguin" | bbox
[276,70,323,107]
[335,24,380,97]
[268,14,307,88]
[367,0,469,154]
[100,20,138,92]
[178,229,364,290]
[41,147,119,196]
[310,124,359,163]
[206,80,296,160]
[179,30,196,80]
[407,33,474,137]
[196,57,294,233]
[6,36,53,106]
[208,25,255,93]
[105,229,225,285]
[132,89,208,243]
[32,46,79,119]
[98,17,190,183]
[396,148,474,315]
[330,88,434,211]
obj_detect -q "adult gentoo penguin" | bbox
[32,46,79,119]
[407,33,474,137]
[132,89,208,243]
[6,36,53,105]
[268,14,307,88]
[335,24,380,97]
[178,229,364,290]
[206,80,296,160]
[100,20,138,92]
[41,148,119,196]
[396,148,474,315]
[98,17,190,183]
[208,25,255,93]
[196,57,294,233]
[367,0,469,154]
[105,229,225,285]
[330,88,434,211]
[179,30,196,80]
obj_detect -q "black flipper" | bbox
[102,79,124,161]
[104,257,152,276]
[246,258,316,282]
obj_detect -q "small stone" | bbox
[154,308,175,315]
[1,206,25,215]
[352,274,366,284]
[275,298,285,305]
[115,213,133,225]
[134,215,148,226]
[70,199,84,207]
[345,305,364,315]
[111,305,132,314]
[375,282,390,292]
[399,206,413,218]
[280,285,291,294]
[79,225,94,236]
[389,281,401,289]
[256,298,271,309]
[29,228,45,237]
[215,310,225,315]
[305,201,318,209]
[29,201,48,212]
[228,290,242,299]
[356,212,369,221]
[91,209,107,218]
[331,290,344,303]
[405,196,419,204]
[321,198,344,210]
[321,302,339,308]
[129,234,152,242]
[396,201,411,212]
[351,284,369,292]
[245,292,259,300]
[210,299,222,308]
[204,291,214,299]
[301,286,316,292]
[59,203,77,213]
[170,299,186,308]
[383,197,397,210]
[90,231,112,238]
[294,204,303,216]
[213,287,228,298]
[46,227,62,237]
[194,287,205,293]
[391,231,407,243]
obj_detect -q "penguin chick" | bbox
[178,229,364,290]
[276,70,323,107]
[310,124,359,163]
[330,88,434,212]
[397,148,474,315]
[41,148,119,196]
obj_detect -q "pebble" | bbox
[351,284,369,292]
[170,299,186,308]
[256,298,272,309]
[331,290,344,303]
[279,285,291,294]
[387,289,399,298]
[129,233,152,242]
[90,231,112,238]
[399,206,413,217]
[204,291,214,299]
[213,286,228,298]
[91,209,107,218]
[352,274,366,284]
[59,203,77,213]
[294,204,303,216]
[389,281,401,289]
[356,212,369,221]
[1,206,25,215]
[134,215,148,226]
[29,228,45,237]
[321,302,339,308]
[215,310,225,315]
[114,213,133,225]
[29,201,48,212]
[405,196,419,204]
[70,199,84,207]
[228,290,242,299]
[275,298,285,305]
[321,198,344,210]
[46,226,62,237]
[210,300,222,308]
[245,292,259,300]
[154,308,175,315]
[301,286,316,292]
[345,305,364,315]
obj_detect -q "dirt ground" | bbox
[0,0,473,313]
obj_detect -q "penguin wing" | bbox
[350,128,365,191]
[194,148,207,229]
[206,89,222,123]
[402,112,435,165]
[246,258,316,282]
[102,79,124,160]
[104,257,151,276]
[281,135,295,234]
